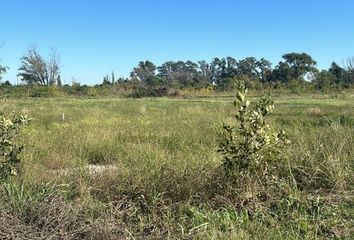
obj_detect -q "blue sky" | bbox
[1,0,354,85]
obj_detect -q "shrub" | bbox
[218,83,290,179]
[0,115,30,181]
[129,86,170,98]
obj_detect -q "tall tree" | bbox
[271,52,317,83]
[282,52,317,80]
[237,57,258,79]
[329,62,345,85]
[157,60,201,87]
[256,58,272,82]
[111,71,115,84]
[102,75,110,85]
[210,57,237,83]
[157,61,174,82]
[18,47,61,86]
[313,70,336,90]
[197,60,212,83]
[131,60,156,82]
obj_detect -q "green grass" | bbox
[0,95,353,239]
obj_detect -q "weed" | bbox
[0,114,30,181]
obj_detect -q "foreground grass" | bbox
[0,95,353,239]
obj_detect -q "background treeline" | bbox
[1,49,354,97]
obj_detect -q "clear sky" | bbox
[1,0,354,85]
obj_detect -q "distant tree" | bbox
[111,71,115,84]
[18,47,62,86]
[102,75,111,85]
[271,52,317,83]
[269,61,291,83]
[346,57,354,71]
[157,61,174,82]
[343,57,354,86]
[225,57,238,77]
[0,65,7,82]
[237,57,259,79]
[71,79,81,90]
[329,62,345,80]
[210,57,237,83]
[282,52,317,79]
[0,80,11,86]
[217,77,239,91]
[197,60,213,83]
[145,75,166,88]
[233,57,272,84]
[329,62,346,85]
[157,60,202,87]
[0,45,8,81]
[131,60,156,82]
[256,58,272,82]
[57,75,62,86]
[157,61,182,82]
[313,70,336,90]
[182,60,200,86]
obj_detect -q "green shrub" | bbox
[0,115,30,181]
[218,83,290,179]
[129,86,170,98]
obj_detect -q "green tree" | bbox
[197,60,213,83]
[313,70,336,90]
[145,75,166,88]
[235,57,272,83]
[0,80,11,86]
[102,75,111,85]
[237,57,258,79]
[271,52,317,83]
[256,58,272,83]
[210,57,237,83]
[329,62,345,83]
[283,52,317,79]
[131,60,156,82]
[157,60,202,87]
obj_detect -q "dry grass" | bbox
[0,96,353,239]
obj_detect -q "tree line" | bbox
[96,53,354,91]
[109,53,354,91]
[1,46,354,92]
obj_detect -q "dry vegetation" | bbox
[0,94,353,239]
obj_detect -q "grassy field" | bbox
[0,94,353,239]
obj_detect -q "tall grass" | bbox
[0,96,353,239]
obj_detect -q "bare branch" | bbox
[17,47,62,86]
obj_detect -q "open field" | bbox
[0,95,353,239]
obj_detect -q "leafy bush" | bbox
[0,115,30,181]
[218,83,290,179]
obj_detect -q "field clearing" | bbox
[0,95,353,239]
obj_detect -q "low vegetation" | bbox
[0,91,353,239]
[0,114,30,181]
